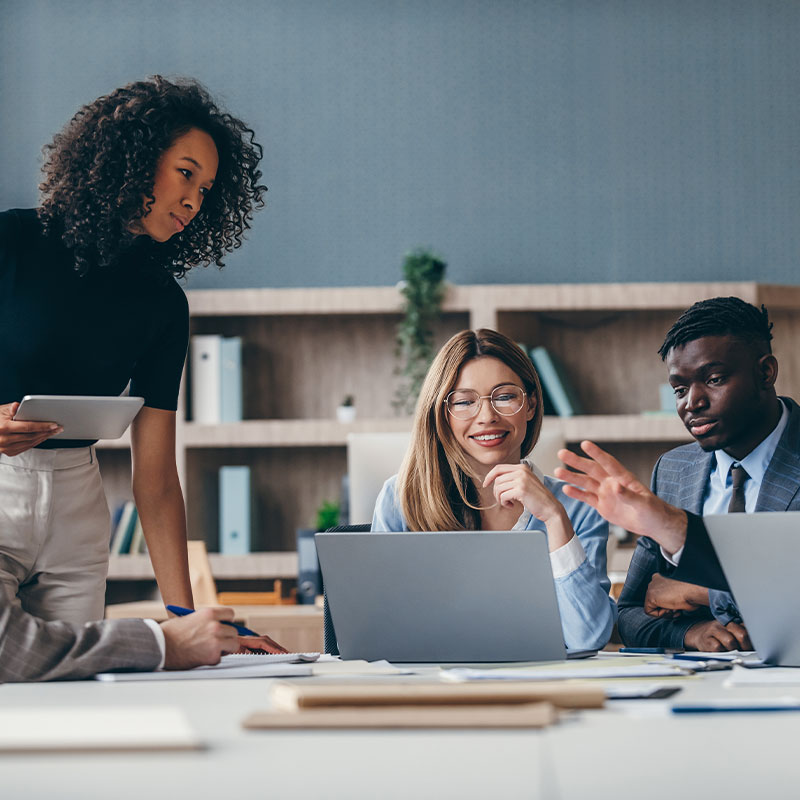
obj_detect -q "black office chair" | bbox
[321,523,371,655]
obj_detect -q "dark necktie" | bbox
[728,464,749,513]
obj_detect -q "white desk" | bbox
[2,664,800,799]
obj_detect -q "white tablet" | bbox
[14,395,145,440]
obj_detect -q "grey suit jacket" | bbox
[617,396,800,648]
[0,583,161,682]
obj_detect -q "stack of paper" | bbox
[240,678,605,730]
[0,707,201,752]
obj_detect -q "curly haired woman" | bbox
[0,76,267,632]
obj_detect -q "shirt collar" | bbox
[714,398,789,486]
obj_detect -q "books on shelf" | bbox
[110,501,147,555]
[220,336,243,422]
[529,346,583,417]
[219,465,251,555]
[190,334,242,423]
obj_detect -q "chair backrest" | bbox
[321,524,371,655]
[526,419,566,477]
[347,431,411,525]
[187,540,218,605]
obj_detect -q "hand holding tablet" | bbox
[12,395,145,441]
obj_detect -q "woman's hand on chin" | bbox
[483,463,561,521]
[483,463,574,550]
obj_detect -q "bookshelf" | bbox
[100,281,800,588]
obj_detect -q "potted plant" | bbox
[393,248,447,415]
[315,499,341,532]
[336,394,356,423]
[296,500,341,605]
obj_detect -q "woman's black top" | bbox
[0,208,189,448]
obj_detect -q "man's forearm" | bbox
[646,502,689,557]
[617,606,697,650]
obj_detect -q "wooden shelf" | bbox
[94,281,800,595]
[182,418,413,448]
[186,284,477,316]
[96,414,689,450]
[555,414,690,443]
[108,552,298,580]
[186,281,800,317]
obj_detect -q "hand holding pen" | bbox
[167,605,289,654]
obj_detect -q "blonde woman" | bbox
[373,329,616,650]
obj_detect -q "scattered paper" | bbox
[311,659,413,676]
[724,666,800,687]
[442,664,689,682]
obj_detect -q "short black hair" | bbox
[658,296,773,360]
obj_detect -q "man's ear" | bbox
[758,353,779,390]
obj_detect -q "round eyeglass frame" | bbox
[444,385,528,420]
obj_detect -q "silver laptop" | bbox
[315,530,567,663]
[705,511,800,666]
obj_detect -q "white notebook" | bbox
[95,652,322,682]
[0,706,201,752]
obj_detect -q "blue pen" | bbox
[672,702,800,714]
[619,647,683,655]
[166,604,259,636]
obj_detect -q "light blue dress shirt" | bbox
[371,466,617,651]
[703,399,789,623]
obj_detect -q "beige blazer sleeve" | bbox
[0,583,161,682]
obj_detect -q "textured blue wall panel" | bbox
[1,0,799,288]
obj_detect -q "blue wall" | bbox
[2,0,799,289]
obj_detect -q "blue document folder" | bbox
[219,465,250,555]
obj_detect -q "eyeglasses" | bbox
[444,385,527,420]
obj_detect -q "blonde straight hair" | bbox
[397,329,544,531]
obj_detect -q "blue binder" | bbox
[219,466,250,555]
[220,337,242,422]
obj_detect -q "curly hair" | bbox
[658,297,774,360]
[38,75,267,277]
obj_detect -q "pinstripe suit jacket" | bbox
[617,396,800,648]
[0,583,161,682]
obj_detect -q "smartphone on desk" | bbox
[14,395,145,440]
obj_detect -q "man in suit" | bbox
[0,585,281,681]
[555,297,800,651]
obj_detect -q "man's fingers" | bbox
[561,484,598,507]
[557,448,607,480]
[726,622,751,649]
[218,623,240,653]
[578,441,635,481]
[553,467,599,494]
[712,629,738,651]
[704,636,726,652]
[259,634,289,654]
[238,634,289,654]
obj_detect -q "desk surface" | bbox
[3,660,800,800]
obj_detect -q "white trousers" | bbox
[0,446,110,625]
